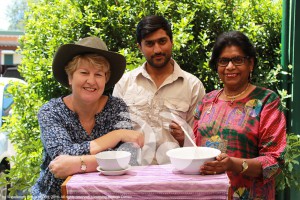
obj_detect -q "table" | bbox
[61,164,230,200]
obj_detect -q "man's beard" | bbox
[147,53,171,68]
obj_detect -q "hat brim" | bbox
[52,44,126,90]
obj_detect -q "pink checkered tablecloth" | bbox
[64,164,230,200]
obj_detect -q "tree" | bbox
[6,0,28,31]
[0,0,284,198]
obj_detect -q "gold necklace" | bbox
[223,83,250,105]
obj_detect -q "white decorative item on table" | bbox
[96,165,131,176]
[167,146,221,174]
[95,151,131,171]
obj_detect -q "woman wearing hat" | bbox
[31,36,144,199]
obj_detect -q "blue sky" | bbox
[0,0,11,30]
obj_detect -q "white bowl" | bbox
[95,151,131,171]
[167,147,221,174]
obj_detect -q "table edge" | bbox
[61,176,72,200]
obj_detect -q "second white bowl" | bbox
[167,147,221,174]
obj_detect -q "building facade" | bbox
[0,31,23,78]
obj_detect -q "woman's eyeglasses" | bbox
[217,56,249,67]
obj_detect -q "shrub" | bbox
[276,133,300,191]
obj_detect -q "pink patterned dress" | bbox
[193,86,286,200]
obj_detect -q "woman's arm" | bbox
[47,128,143,179]
[49,129,143,179]
[200,153,262,177]
[254,95,287,182]
[89,129,144,154]
[49,154,97,179]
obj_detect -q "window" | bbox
[4,54,13,65]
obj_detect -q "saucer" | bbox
[96,165,131,176]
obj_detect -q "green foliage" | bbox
[1,0,80,197]
[276,133,300,191]
[0,0,285,198]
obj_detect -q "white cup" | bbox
[95,151,131,171]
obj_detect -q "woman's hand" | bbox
[200,153,230,175]
[118,130,144,148]
[200,153,263,177]
[49,155,79,179]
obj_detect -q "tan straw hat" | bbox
[52,36,126,90]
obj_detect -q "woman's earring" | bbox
[218,75,223,84]
[249,71,253,81]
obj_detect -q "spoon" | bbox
[181,125,197,148]
[180,124,202,157]
[170,113,198,148]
